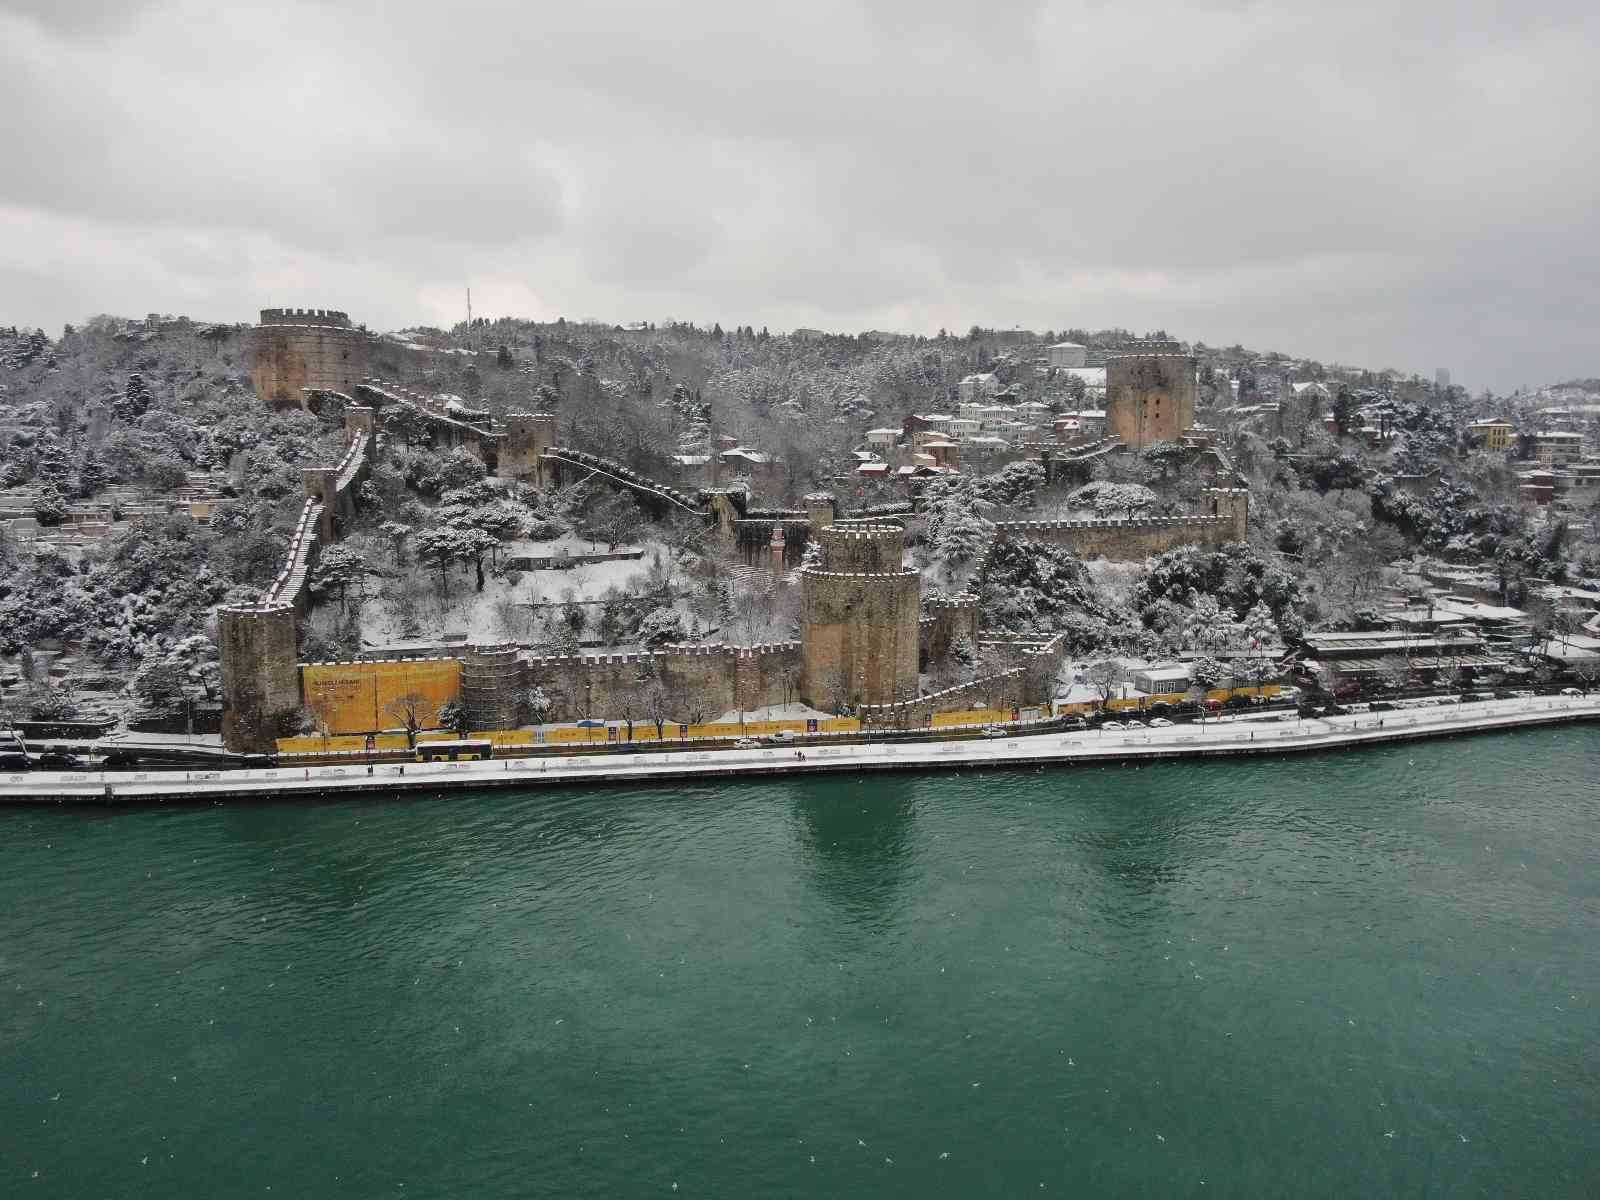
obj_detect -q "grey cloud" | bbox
[1,0,1597,389]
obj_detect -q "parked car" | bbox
[1099,721,1126,732]
[1148,717,1174,728]
[982,726,1007,738]
[36,752,84,768]
[766,730,797,744]
[1147,702,1172,716]
[1560,687,1582,697]
[733,738,760,748]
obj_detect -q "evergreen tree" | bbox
[115,373,151,421]
[77,447,108,498]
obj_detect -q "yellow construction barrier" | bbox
[931,707,1015,728]
[301,659,461,736]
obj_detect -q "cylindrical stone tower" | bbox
[218,603,301,754]
[800,525,920,710]
[251,308,371,409]
[459,645,524,731]
[1105,350,1197,449]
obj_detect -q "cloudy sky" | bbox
[2,0,1596,390]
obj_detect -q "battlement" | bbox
[258,307,354,329]
[925,592,980,612]
[822,524,901,538]
[996,516,1230,534]
[220,601,298,620]
[800,568,920,581]
[856,667,1023,724]
[817,523,905,572]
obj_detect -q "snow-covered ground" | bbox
[354,537,675,648]
[712,702,833,724]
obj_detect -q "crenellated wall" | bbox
[993,489,1247,562]
[858,669,1024,728]
[523,641,803,723]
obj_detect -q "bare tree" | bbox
[1084,660,1123,711]
[643,681,671,739]
[384,691,435,748]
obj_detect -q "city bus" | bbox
[414,739,495,763]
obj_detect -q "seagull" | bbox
[858,1139,867,1147]
[1459,1134,1469,1143]
[1156,1134,1165,1143]
[1384,1130,1395,1139]
[939,1152,950,1160]
[141,1156,149,1166]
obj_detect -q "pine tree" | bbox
[77,447,108,498]
[115,373,151,421]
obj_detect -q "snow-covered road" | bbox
[2,696,1594,803]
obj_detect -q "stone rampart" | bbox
[523,641,803,724]
[540,448,708,516]
[219,432,374,750]
[858,669,1023,728]
[993,514,1238,561]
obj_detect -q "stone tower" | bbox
[498,412,558,486]
[459,645,525,730]
[1105,348,1196,449]
[251,308,371,409]
[800,524,920,710]
[218,603,301,754]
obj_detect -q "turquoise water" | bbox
[3,729,1598,1197]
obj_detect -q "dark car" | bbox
[36,751,85,768]
[1369,700,1395,712]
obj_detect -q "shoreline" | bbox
[1,695,1594,805]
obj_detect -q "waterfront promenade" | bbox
[2,694,1594,803]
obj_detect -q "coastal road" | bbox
[2,694,1595,804]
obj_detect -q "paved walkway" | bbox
[2,696,1594,803]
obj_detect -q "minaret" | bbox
[770,525,787,576]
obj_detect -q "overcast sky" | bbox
[2,0,1596,391]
